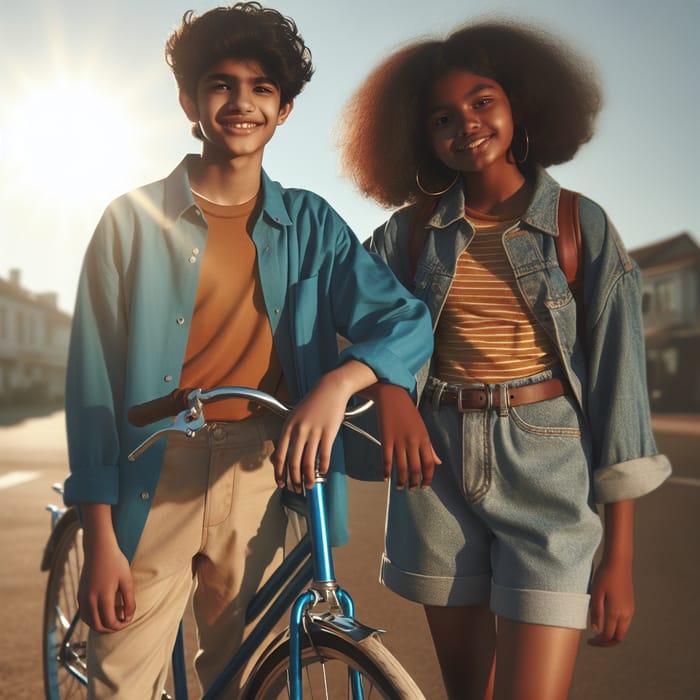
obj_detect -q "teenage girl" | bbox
[339,21,671,700]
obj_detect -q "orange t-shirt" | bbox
[180,192,283,421]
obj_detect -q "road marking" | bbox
[668,476,700,488]
[0,471,41,490]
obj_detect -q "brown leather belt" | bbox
[426,378,568,411]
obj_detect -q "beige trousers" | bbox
[87,414,299,699]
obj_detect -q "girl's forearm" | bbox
[601,499,635,564]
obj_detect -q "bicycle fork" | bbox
[287,477,368,700]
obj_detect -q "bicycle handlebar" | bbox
[127,385,378,461]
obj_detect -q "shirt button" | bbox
[264,245,271,254]
[140,491,150,500]
[192,247,200,255]
[164,374,173,382]
[273,308,280,315]
[177,317,185,325]
[418,281,427,289]
[188,255,197,263]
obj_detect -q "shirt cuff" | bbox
[593,454,672,504]
[63,466,120,506]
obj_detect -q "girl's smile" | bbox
[426,69,517,177]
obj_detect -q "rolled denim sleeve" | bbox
[585,244,671,503]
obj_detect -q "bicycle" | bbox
[42,385,425,699]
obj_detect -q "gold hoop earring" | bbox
[415,165,458,197]
[511,125,530,164]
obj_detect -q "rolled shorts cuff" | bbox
[491,581,590,629]
[380,554,490,607]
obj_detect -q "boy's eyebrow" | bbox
[204,72,279,86]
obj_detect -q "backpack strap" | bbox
[556,188,583,301]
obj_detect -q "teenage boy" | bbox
[64,3,434,698]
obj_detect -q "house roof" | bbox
[0,277,72,323]
[629,231,700,271]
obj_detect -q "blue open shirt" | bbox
[64,156,433,560]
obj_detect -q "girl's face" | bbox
[425,69,516,176]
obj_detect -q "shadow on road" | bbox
[0,400,64,427]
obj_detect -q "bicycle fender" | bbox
[308,613,385,644]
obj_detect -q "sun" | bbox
[1,78,138,208]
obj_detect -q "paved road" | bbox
[0,410,697,699]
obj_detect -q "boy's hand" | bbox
[78,504,136,633]
[588,556,634,646]
[273,360,378,491]
[367,383,440,489]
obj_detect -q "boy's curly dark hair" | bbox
[165,2,313,108]
[339,20,602,208]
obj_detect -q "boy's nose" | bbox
[227,90,254,111]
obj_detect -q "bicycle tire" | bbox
[242,624,425,699]
[43,511,88,700]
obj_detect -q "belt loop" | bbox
[431,379,446,409]
[498,385,509,417]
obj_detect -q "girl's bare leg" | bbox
[424,603,496,700]
[494,619,581,700]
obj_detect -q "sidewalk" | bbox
[651,413,700,435]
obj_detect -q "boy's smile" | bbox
[180,57,293,165]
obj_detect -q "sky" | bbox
[1,0,698,313]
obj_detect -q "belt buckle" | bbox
[457,384,492,412]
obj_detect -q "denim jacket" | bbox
[64,155,433,559]
[369,166,670,504]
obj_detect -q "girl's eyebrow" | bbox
[427,82,498,113]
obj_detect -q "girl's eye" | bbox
[474,97,492,109]
[432,115,450,128]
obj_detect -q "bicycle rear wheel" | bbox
[242,624,424,699]
[43,511,88,699]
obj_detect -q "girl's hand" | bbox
[78,504,136,633]
[273,360,378,491]
[366,383,441,490]
[588,556,635,646]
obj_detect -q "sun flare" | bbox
[2,79,138,208]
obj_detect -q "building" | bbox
[630,232,700,412]
[0,269,72,402]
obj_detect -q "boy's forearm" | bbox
[321,359,378,400]
[81,503,117,547]
[601,499,635,564]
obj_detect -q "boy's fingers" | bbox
[394,448,408,489]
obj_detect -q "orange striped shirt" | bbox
[435,207,558,384]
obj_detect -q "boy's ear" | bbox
[179,91,199,122]
[277,99,294,126]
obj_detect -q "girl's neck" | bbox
[188,152,262,206]
[462,166,529,217]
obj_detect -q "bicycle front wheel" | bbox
[243,625,424,700]
[43,511,88,700]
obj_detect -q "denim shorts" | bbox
[381,368,603,629]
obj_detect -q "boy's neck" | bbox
[188,153,263,206]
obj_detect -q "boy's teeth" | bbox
[469,137,487,149]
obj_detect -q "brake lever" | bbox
[128,409,206,461]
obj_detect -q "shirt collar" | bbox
[426,165,562,236]
[162,154,292,229]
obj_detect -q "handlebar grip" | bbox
[128,388,194,427]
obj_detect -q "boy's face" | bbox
[180,58,292,163]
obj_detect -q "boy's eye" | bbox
[432,115,450,128]
[474,96,492,109]
[254,84,275,94]
[210,82,230,91]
